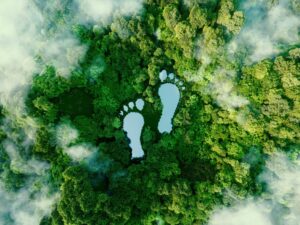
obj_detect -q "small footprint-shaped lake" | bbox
[158,70,184,134]
[120,99,145,159]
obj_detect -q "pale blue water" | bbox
[158,83,180,133]
[121,72,182,159]
[122,99,145,159]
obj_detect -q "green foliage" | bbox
[33,96,58,123]
[217,0,244,34]
[73,116,99,143]
[189,6,208,29]
[174,22,196,57]
[33,127,55,155]
[33,66,70,98]
[56,88,94,118]
[1,1,296,225]
[163,4,181,30]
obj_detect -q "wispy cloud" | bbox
[208,153,300,225]
[229,0,300,63]
[0,184,59,225]
[0,0,87,116]
[0,117,59,225]
[0,1,146,224]
[208,69,249,111]
[75,0,144,24]
[56,121,79,147]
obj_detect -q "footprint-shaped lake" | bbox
[158,70,184,134]
[120,70,184,159]
[120,99,145,159]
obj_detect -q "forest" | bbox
[0,0,299,224]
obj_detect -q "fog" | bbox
[208,69,249,111]
[209,153,300,225]
[75,0,144,24]
[0,0,145,224]
[229,0,300,63]
[199,2,300,223]
[0,116,59,225]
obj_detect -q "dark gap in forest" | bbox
[54,88,94,118]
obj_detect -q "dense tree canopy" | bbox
[0,0,299,224]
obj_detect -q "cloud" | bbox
[0,0,147,111]
[55,121,96,162]
[208,69,249,111]
[56,122,79,147]
[0,0,146,115]
[3,140,49,175]
[55,121,104,171]
[0,118,59,225]
[0,1,145,224]
[65,144,96,162]
[40,31,87,77]
[0,184,59,225]
[0,0,87,116]
[75,0,144,25]
[64,143,111,173]
[0,1,41,112]
[229,0,300,63]
[208,153,300,225]
[212,79,249,109]
[260,153,300,225]
[209,201,272,225]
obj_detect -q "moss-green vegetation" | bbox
[56,88,94,118]
[0,0,299,224]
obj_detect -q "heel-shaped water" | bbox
[157,70,185,134]
[120,99,145,159]
[158,83,180,133]
[123,112,144,159]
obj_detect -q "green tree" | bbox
[163,4,181,30]
[189,6,208,29]
[217,0,244,34]
[32,66,70,98]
